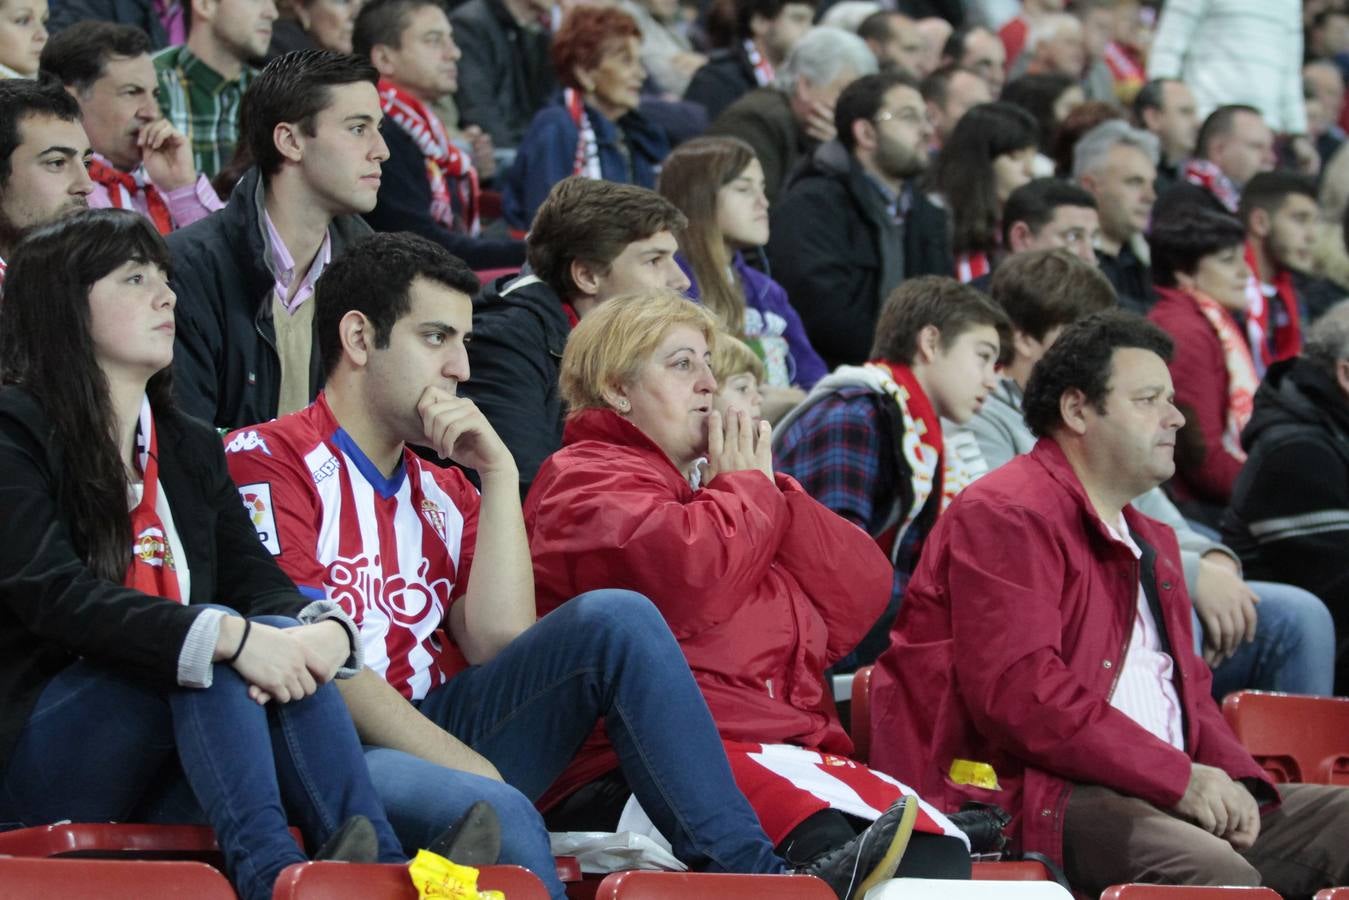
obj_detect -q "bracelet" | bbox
[226,619,252,664]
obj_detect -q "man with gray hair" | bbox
[709,25,877,203]
[1224,299,1349,693]
[1074,119,1161,312]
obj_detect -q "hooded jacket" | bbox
[1222,357,1349,684]
[765,140,953,369]
[167,167,372,430]
[869,438,1276,869]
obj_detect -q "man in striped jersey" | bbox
[226,231,923,898]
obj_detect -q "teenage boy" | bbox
[226,229,915,900]
[41,21,223,234]
[168,50,388,431]
[458,176,690,495]
[774,276,1007,665]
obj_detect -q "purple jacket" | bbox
[680,253,827,389]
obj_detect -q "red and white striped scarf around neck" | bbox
[378,79,480,235]
[744,39,775,86]
[565,88,602,180]
[1187,287,1258,462]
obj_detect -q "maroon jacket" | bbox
[1147,285,1245,506]
[868,439,1275,868]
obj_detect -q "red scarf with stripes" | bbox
[88,157,173,235]
[1242,241,1301,375]
[378,79,480,235]
[124,397,183,602]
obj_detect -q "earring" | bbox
[617,399,630,412]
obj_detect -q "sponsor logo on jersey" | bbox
[224,430,272,456]
[237,482,281,555]
[325,553,454,627]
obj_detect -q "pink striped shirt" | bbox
[1103,514,1186,751]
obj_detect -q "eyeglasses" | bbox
[874,108,928,127]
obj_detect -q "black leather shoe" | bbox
[314,815,379,864]
[425,800,502,867]
[799,795,918,900]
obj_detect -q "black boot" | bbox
[314,815,379,864]
[799,795,918,900]
[425,800,502,867]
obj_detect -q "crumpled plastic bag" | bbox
[548,831,688,875]
[408,848,506,899]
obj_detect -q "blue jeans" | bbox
[1199,581,1336,698]
[416,590,786,877]
[363,747,567,899]
[0,615,404,900]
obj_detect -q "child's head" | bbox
[710,331,767,420]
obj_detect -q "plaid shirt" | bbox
[153,45,256,178]
[777,390,897,541]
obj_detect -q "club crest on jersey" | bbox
[420,499,447,542]
[133,525,176,569]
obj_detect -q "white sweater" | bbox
[1146,0,1306,135]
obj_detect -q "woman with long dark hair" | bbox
[658,136,826,420]
[0,209,409,900]
[926,101,1039,282]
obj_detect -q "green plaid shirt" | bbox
[153,46,256,179]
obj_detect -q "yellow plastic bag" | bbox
[408,848,506,900]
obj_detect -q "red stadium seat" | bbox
[850,665,875,764]
[595,871,835,899]
[472,267,521,286]
[1099,887,1282,898]
[272,862,550,899]
[0,822,300,862]
[1315,890,1349,899]
[972,860,1054,880]
[1221,691,1349,784]
[0,856,236,900]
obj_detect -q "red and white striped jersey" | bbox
[225,393,478,700]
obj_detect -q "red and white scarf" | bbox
[744,39,775,87]
[1188,288,1258,462]
[865,360,943,559]
[124,396,184,602]
[1103,40,1145,97]
[378,79,481,235]
[1181,158,1240,213]
[954,251,990,283]
[1242,241,1302,376]
[565,87,602,179]
[88,156,173,235]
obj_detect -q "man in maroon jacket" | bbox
[869,310,1349,895]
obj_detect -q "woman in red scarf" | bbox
[524,290,972,894]
[0,210,413,900]
[1147,206,1257,528]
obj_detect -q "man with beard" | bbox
[767,70,952,369]
[154,0,279,177]
[0,79,92,282]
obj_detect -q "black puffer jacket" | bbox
[1222,357,1349,688]
[167,167,372,430]
[458,273,571,498]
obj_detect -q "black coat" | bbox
[458,274,570,499]
[682,46,757,124]
[49,0,168,48]
[450,0,555,147]
[0,388,306,770]
[765,141,953,369]
[708,87,808,205]
[167,167,372,431]
[1221,358,1349,690]
[365,122,525,270]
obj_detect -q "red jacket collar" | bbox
[563,407,692,488]
[1027,436,1156,545]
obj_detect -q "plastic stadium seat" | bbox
[0,821,303,863]
[472,266,520,286]
[1315,891,1349,900]
[0,857,236,900]
[1099,890,1282,899]
[850,665,875,764]
[272,862,550,899]
[973,861,1054,880]
[595,871,835,899]
[1221,691,1349,784]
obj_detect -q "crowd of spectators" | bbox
[5,0,1349,896]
